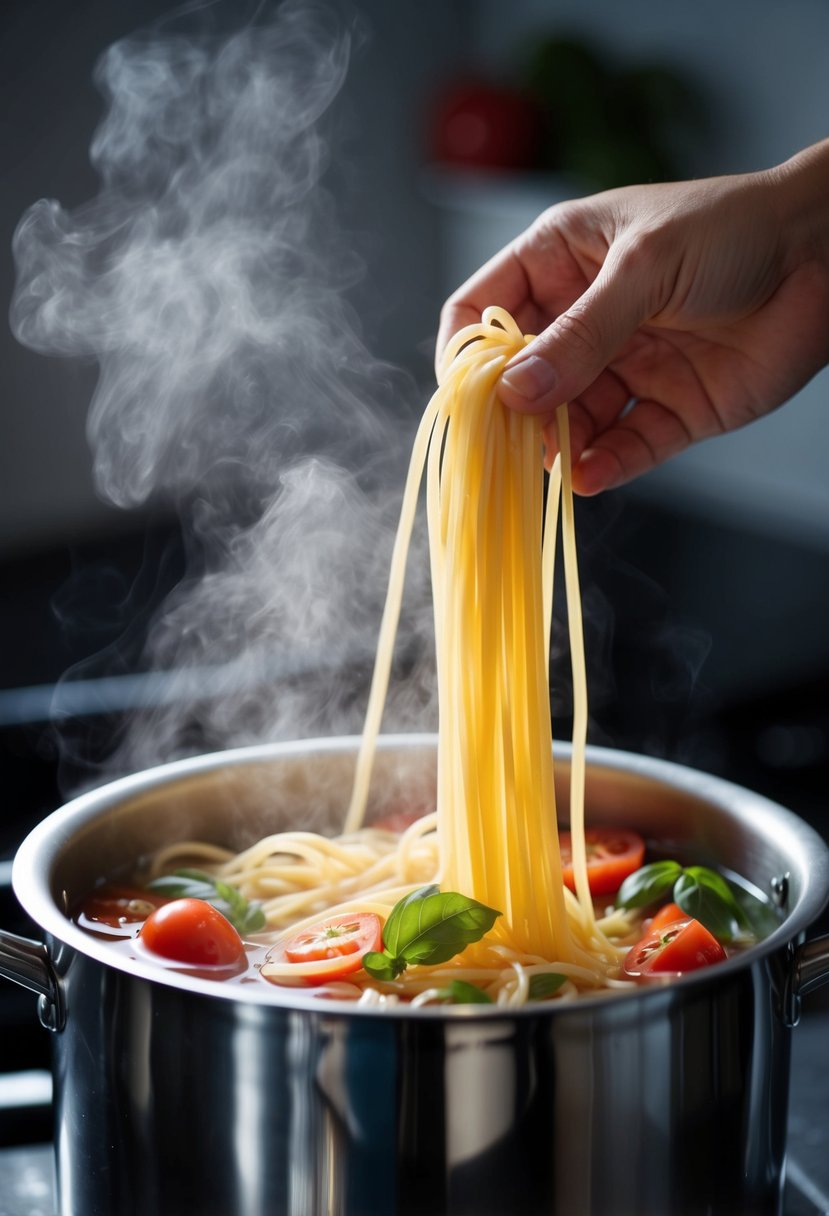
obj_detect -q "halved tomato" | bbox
[647,902,686,934]
[560,828,646,897]
[140,898,246,968]
[261,912,383,985]
[623,917,726,980]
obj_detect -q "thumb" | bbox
[498,255,657,415]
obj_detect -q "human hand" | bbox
[436,140,829,494]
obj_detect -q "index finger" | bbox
[434,245,532,376]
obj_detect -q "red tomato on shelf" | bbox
[559,828,646,897]
[262,913,383,985]
[429,79,544,172]
[140,898,246,967]
[623,917,727,980]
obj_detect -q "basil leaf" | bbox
[382,885,440,958]
[240,902,267,933]
[365,887,501,981]
[147,874,216,901]
[147,869,264,936]
[528,972,567,1000]
[436,980,493,1005]
[392,889,501,967]
[615,861,683,910]
[674,867,743,943]
[362,950,406,981]
[731,882,779,940]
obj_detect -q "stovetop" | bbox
[1,1001,827,1216]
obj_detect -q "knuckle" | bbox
[611,225,669,278]
[550,305,605,361]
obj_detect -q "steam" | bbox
[11,1,435,780]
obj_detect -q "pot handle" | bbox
[785,933,829,1027]
[793,933,829,998]
[0,928,65,1032]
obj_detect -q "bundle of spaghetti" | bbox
[148,307,631,1000]
[336,306,622,986]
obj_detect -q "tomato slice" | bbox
[261,912,383,985]
[647,902,686,934]
[77,884,169,935]
[140,898,246,968]
[560,828,646,897]
[623,917,727,980]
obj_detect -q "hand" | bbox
[436,141,829,494]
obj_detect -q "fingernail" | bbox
[500,355,557,401]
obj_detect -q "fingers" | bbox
[563,370,632,461]
[551,398,697,495]
[435,246,533,378]
[498,239,665,416]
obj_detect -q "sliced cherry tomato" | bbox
[140,898,245,967]
[77,884,169,934]
[261,913,383,985]
[560,828,646,897]
[623,917,727,980]
[647,902,686,934]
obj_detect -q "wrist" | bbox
[768,138,829,270]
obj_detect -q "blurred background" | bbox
[1,0,828,1149]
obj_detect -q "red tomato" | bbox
[429,80,544,171]
[140,898,245,967]
[647,902,686,934]
[77,885,168,933]
[623,917,727,980]
[560,828,646,897]
[262,913,383,985]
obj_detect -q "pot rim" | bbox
[12,733,829,1019]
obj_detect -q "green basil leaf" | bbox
[674,867,743,943]
[241,902,267,934]
[615,861,683,910]
[147,869,263,936]
[214,879,245,911]
[436,980,493,1005]
[730,882,779,941]
[392,889,501,967]
[382,885,440,958]
[146,874,216,901]
[528,972,567,1000]
[362,950,407,981]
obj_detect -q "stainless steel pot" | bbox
[2,735,829,1216]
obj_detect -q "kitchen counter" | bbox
[2,1003,827,1216]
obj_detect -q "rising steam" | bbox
[11,1,435,779]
